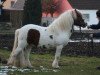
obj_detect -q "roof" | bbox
[11,0,25,10]
[2,0,16,9]
[68,0,100,10]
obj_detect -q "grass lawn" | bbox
[0,49,100,75]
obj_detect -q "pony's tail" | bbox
[12,29,19,52]
[7,29,20,66]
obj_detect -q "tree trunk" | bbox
[22,0,42,26]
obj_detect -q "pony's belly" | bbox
[38,33,56,49]
[38,41,56,49]
[39,45,55,49]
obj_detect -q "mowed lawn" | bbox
[0,49,100,75]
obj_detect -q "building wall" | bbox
[74,10,98,30]
[80,10,98,25]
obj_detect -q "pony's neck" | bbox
[47,11,74,34]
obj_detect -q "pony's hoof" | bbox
[7,62,12,66]
[52,64,59,68]
[52,65,60,69]
[27,65,33,69]
[7,65,12,68]
[52,61,60,68]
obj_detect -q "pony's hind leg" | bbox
[9,40,27,67]
[52,45,63,68]
[8,47,23,67]
[24,45,33,68]
[19,49,26,67]
[9,47,24,67]
[7,29,19,66]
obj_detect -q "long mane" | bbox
[47,9,75,34]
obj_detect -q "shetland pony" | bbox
[7,9,87,68]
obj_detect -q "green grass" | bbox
[0,49,100,75]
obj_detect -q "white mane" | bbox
[47,9,75,34]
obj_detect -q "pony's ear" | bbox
[75,9,77,12]
[74,9,78,14]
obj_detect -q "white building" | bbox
[68,0,100,30]
[75,10,98,30]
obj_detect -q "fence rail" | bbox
[0,31,100,57]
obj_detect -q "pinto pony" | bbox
[7,9,87,68]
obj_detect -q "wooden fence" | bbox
[0,31,100,57]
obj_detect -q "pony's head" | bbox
[72,9,87,27]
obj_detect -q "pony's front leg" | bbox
[52,45,63,68]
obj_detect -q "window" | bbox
[82,14,90,22]
[11,1,15,7]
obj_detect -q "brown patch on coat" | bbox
[27,29,40,47]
